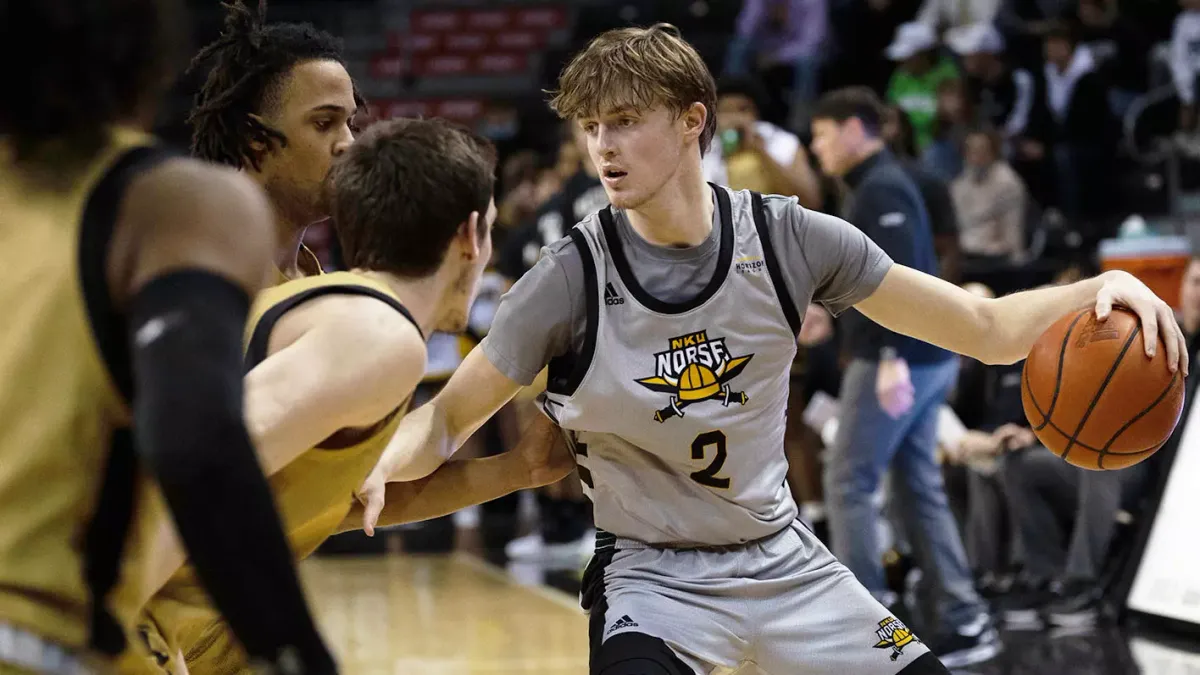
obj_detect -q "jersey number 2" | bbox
[690,430,729,489]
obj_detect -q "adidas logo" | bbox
[604,282,625,306]
[607,615,638,634]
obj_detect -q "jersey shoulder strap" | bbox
[750,191,802,336]
[244,273,422,372]
[545,226,599,398]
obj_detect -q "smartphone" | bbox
[721,128,741,155]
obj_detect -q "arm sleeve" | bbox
[771,197,892,317]
[129,270,335,674]
[481,241,582,385]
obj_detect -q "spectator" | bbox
[724,0,828,123]
[997,384,1152,630]
[704,77,824,208]
[1178,256,1200,351]
[885,21,962,152]
[882,104,964,283]
[1039,22,1116,235]
[951,128,1029,263]
[945,22,1055,213]
[916,0,1002,31]
[944,282,1022,598]
[810,87,998,668]
[1171,0,1200,133]
[498,125,606,282]
[922,78,972,180]
[1075,0,1151,119]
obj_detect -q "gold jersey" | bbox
[0,128,177,659]
[135,272,417,674]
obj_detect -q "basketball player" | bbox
[359,23,1186,675]
[0,1,339,673]
[129,118,575,675]
[186,0,360,278]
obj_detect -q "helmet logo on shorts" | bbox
[873,616,919,661]
[635,330,754,423]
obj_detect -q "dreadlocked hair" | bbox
[187,0,360,170]
[0,0,184,169]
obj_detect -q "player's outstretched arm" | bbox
[119,159,336,674]
[243,294,427,477]
[854,264,1188,372]
[357,346,525,534]
[338,414,573,534]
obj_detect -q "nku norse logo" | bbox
[635,330,754,423]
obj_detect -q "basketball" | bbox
[1021,307,1186,470]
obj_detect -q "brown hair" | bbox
[548,23,718,154]
[326,117,497,278]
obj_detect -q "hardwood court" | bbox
[303,553,590,675]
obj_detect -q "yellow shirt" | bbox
[0,128,180,658]
[133,272,414,674]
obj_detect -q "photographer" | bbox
[703,76,823,208]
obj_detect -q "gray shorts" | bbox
[582,521,936,675]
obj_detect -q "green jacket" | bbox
[886,58,960,152]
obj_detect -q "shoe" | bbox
[1045,581,1104,628]
[995,580,1057,628]
[505,530,594,563]
[930,614,1002,668]
[976,572,1014,602]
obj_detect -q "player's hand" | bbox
[516,415,576,487]
[356,464,388,537]
[990,423,1036,452]
[798,304,833,347]
[953,430,1001,462]
[1094,270,1189,375]
[876,356,914,419]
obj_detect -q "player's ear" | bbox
[245,113,279,157]
[458,211,482,262]
[681,103,707,143]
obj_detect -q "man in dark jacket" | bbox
[810,87,999,669]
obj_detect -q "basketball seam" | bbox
[1096,370,1181,469]
[1030,309,1090,431]
[1023,359,1173,456]
[1057,324,1140,462]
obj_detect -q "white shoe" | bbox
[505,532,547,561]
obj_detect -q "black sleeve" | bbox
[846,183,923,272]
[129,270,336,674]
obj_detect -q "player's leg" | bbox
[750,521,948,675]
[583,537,746,675]
[824,359,915,606]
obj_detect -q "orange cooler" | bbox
[1099,236,1192,310]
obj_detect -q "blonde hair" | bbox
[548,23,718,154]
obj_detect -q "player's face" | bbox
[439,198,497,333]
[810,118,854,178]
[255,59,357,227]
[578,104,697,210]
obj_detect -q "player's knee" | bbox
[593,632,695,675]
[898,652,952,675]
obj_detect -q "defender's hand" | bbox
[356,463,388,537]
[1094,270,1188,375]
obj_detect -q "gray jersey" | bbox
[482,186,891,547]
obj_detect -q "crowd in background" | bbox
[295,0,1200,643]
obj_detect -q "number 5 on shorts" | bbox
[690,430,729,489]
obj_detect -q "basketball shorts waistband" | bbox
[0,623,94,675]
[598,523,791,553]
